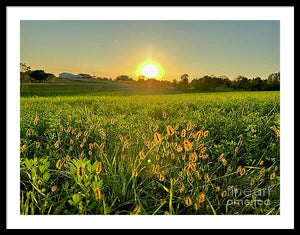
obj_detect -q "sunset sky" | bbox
[20,20,280,81]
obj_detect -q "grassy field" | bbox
[20,88,280,215]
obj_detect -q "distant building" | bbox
[59,72,93,79]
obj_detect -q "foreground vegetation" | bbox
[20,91,280,215]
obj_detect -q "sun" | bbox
[137,60,163,80]
[141,64,159,78]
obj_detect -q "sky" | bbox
[20,20,280,81]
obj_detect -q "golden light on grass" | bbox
[94,187,102,200]
[154,132,162,143]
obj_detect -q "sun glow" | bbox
[137,60,163,80]
[141,64,159,78]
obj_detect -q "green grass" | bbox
[20,91,280,215]
[20,79,238,97]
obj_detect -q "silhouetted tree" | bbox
[29,70,50,83]
[116,75,133,82]
[20,63,31,88]
[178,73,189,90]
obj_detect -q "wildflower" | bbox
[142,133,146,140]
[218,153,224,160]
[89,143,93,149]
[170,152,175,159]
[100,143,105,150]
[67,126,71,133]
[84,131,88,136]
[181,129,187,138]
[124,140,130,148]
[55,159,62,170]
[76,132,82,139]
[139,151,146,160]
[68,114,71,120]
[82,137,87,143]
[93,142,99,148]
[237,166,243,173]
[71,129,75,134]
[166,125,175,136]
[26,129,31,136]
[203,130,209,137]
[20,144,27,152]
[158,174,165,181]
[270,172,276,180]
[215,186,221,192]
[194,130,203,141]
[194,203,200,211]
[33,116,39,125]
[90,125,94,129]
[227,166,232,172]
[163,111,167,119]
[235,146,239,153]
[119,134,123,141]
[154,132,162,143]
[221,190,227,197]
[220,158,227,166]
[132,205,141,215]
[51,186,57,192]
[240,167,246,176]
[96,162,102,174]
[259,160,264,165]
[204,173,210,183]
[182,154,186,160]
[100,130,106,137]
[187,121,193,131]
[35,141,40,149]
[258,167,265,175]
[272,126,280,137]
[189,152,198,162]
[88,150,92,156]
[187,161,196,171]
[153,125,158,132]
[188,132,194,139]
[94,187,102,200]
[164,211,170,215]
[197,192,205,203]
[77,166,82,177]
[183,139,193,151]
[171,142,177,147]
[176,145,183,152]
[110,117,115,124]
[80,142,84,148]
[250,179,255,186]
[150,164,156,174]
[200,146,207,154]
[185,196,192,206]
[66,155,71,161]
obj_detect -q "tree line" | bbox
[21,62,279,91]
[20,63,56,87]
[114,73,280,91]
[174,73,280,91]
